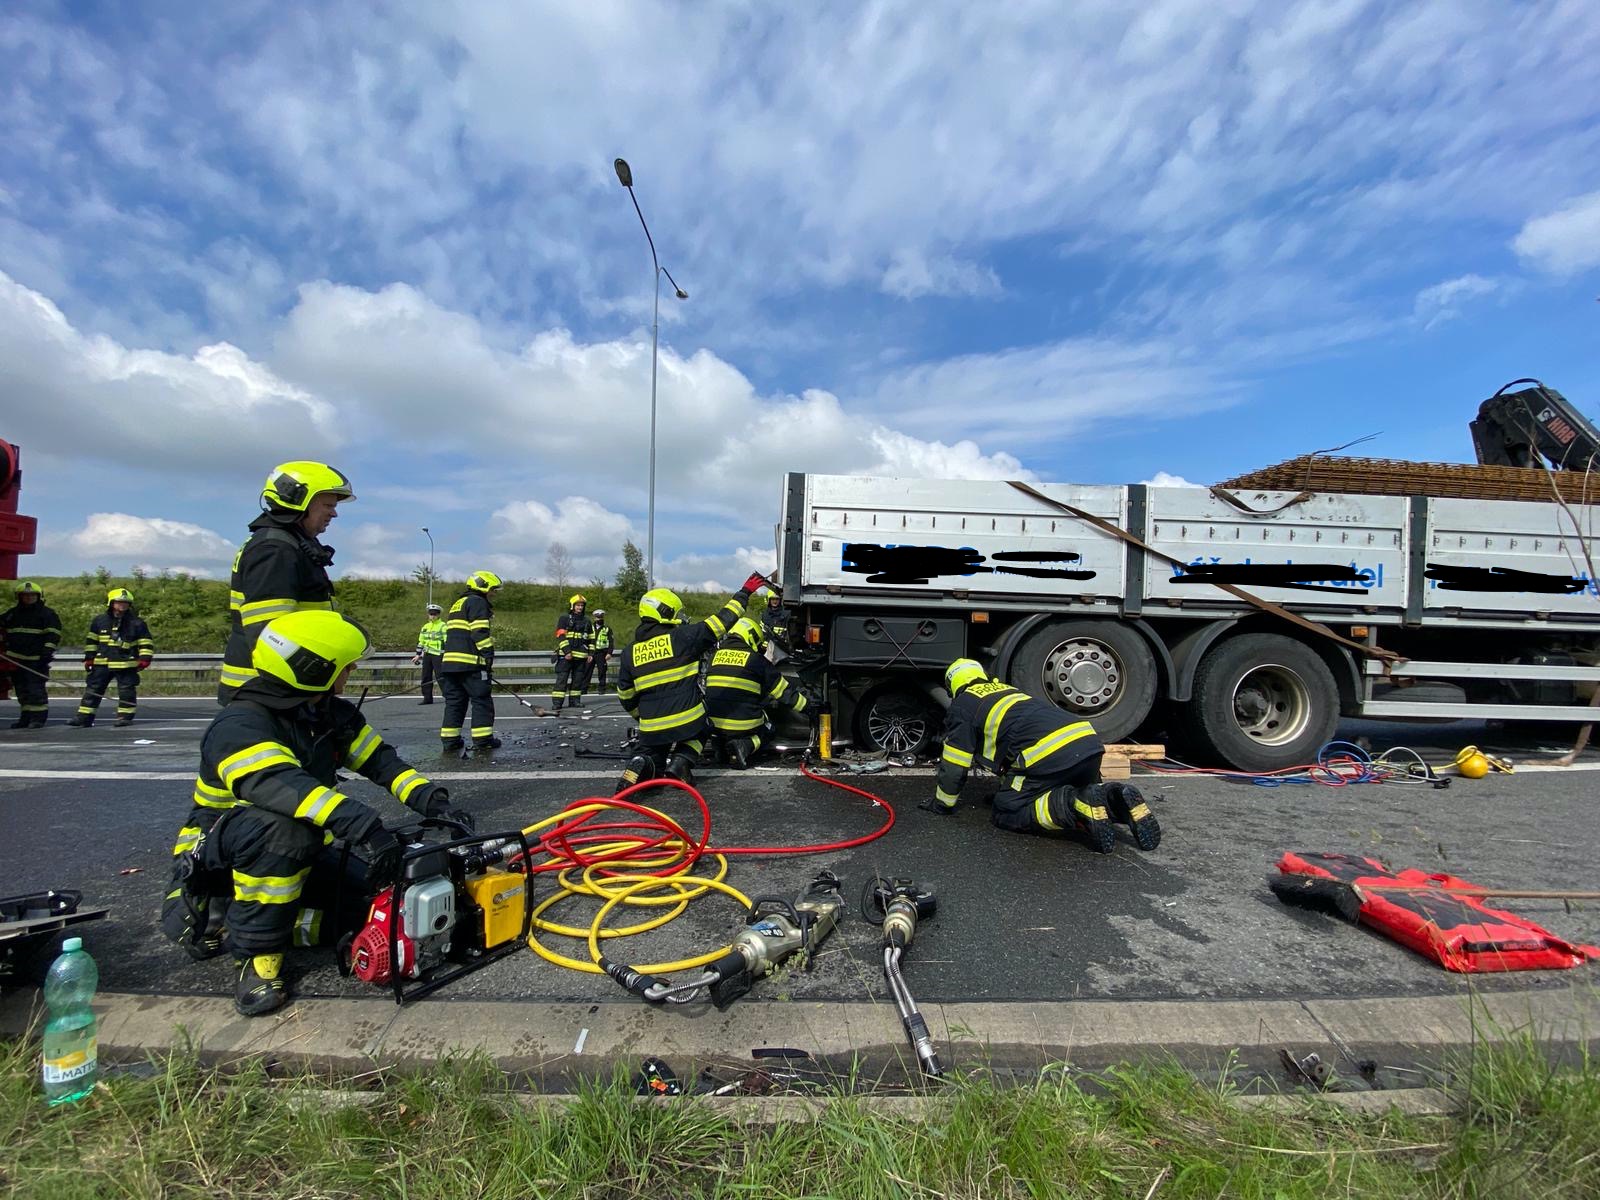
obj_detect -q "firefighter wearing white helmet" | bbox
[589,609,614,694]
[438,570,502,752]
[1,581,62,728]
[68,588,154,727]
[159,610,473,1016]
[413,603,446,705]
[929,658,1160,854]
[704,617,809,768]
[614,573,770,791]
[552,593,594,710]
[218,460,354,704]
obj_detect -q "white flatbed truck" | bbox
[775,471,1600,771]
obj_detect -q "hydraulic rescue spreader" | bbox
[864,876,942,1078]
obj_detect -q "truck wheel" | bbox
[1182,633,1338,772]
[1009,620,1157,743]
[853,685,938,757]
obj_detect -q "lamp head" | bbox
[613,158,633,187]
[674,288,688,300]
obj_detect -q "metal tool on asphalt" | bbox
[488,672,554,717]
[863,875,943,1079]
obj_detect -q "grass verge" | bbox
[2,1034,1595,1199]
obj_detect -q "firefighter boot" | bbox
[729,737,753,770]
[114,715,135,728]
[1103,782,1161,851]
[441,737,465,753]
[235,954,288,1017]
[1069,785,1116,854]
[9,719,29,729]
[616,752,658,795]
[664,752,696,787]
[67,715,93,728]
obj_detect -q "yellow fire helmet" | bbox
[15,580,42,595]
[261,461,356,514]
[467,570,503,593]
[944,658,987,696]
[106,588,135,604]
[568,593,586,608]
[638,587,683,625]
[730,616,766,651]
[253,611,371,692]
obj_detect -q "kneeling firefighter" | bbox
[704,617,809,768]
[615,573,770,790]
[927,658,1159,854]
[159,610,474,1016]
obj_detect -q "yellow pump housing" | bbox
[463,869,529,949]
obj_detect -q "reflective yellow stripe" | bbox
[293,909,324,947]
[705,675,762,693]
[934,787,959,805]
[292,785,347,827]
[464,620,491,630]
[228,590,245,612]
[295,600,335,611]
[219,664,257,686]
[232,867,309,904]
[770,677,790,699]
[347,725,382,769]
[942,745,973,768]
[218,742,298,788]
[634,663,700,690]
[709,714,765,731]
[192,776,236,809]
[1035,795,1062,831]
[172,828,202,854]
[1018,722,1096,768]
[639,705,705,733]
[439,726,461,737]
[470,726,494,737]
[389,769,428,804]
[442,652,481,665]
[983,694,1025,764]
[239,597,297,625]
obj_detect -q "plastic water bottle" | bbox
[41,937,99,1105]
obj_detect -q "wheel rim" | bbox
[864,694,930,754]
[1230,663,1312,747]
[1041,636,1124,716]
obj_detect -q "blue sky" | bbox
[3,0,1599,589]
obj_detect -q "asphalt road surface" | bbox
[3,694,1597,1008]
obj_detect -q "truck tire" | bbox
[853,684,939,757]
[1009,620,1157,743]
[1181,633,1338,772]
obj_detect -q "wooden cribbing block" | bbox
[1101,756,1132,780]
[1103,743,1164,758]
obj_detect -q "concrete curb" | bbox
[4,984,1595,1090]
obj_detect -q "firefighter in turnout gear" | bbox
[705,617,809,768]
[615,574,769,791]
[553,594,593,710]
[219,461,353,703]
[589,610,614,694]
[68,590,153,727]
[159,610,474,1015]
[413,603,445,704]
[928,659,1160,854]
[1,582,62,728]
[759,594,790,660]
[439,570,501,752]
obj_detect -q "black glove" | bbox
[360,825,402,885]
[423,786,476,832]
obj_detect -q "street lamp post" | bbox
[614,157,688,588]
[420,527,434,608]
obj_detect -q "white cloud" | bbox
[881,251,1002,300]
[55,512,235,575]
[1142,471,1200,488]
[490,497,636,582]
[1513,190,1600,277]
[1413,273,1499,329]
[0,270,337,474]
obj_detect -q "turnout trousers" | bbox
[439,670,495,744]
[553,656,589,707]
[77,666,139,723]
[590,651,609,693]
[994,753,1104,834]
[418,652,441,703]
[13,669,49,724]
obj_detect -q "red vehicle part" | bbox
[0,438,39,580]
[348,887,413,985]
[1277,851,1599,973]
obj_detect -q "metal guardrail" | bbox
[34,651,562,689]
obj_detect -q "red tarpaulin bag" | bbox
[1276,851,1599,973]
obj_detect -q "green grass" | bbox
[23,574,747,655]
[2,1035,1595,1199]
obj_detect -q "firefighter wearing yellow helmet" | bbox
[438,570,502,752]
[159,610,473,1016]
[704,617,810,768]
[614,572,771,791]
[218,461,354,704]
[1,581,62,728]
[928,658,1160,855]
[552,593,594,710]
[67,589,154,728]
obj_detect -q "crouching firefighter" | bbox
[705,617,808,768]
[615,574,770,791]
[159,610,475,1016]
[926,659,1159,854]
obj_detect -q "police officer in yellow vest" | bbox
[589,609,614,694]
[929,658,1160,854]
[412,603,446,705]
